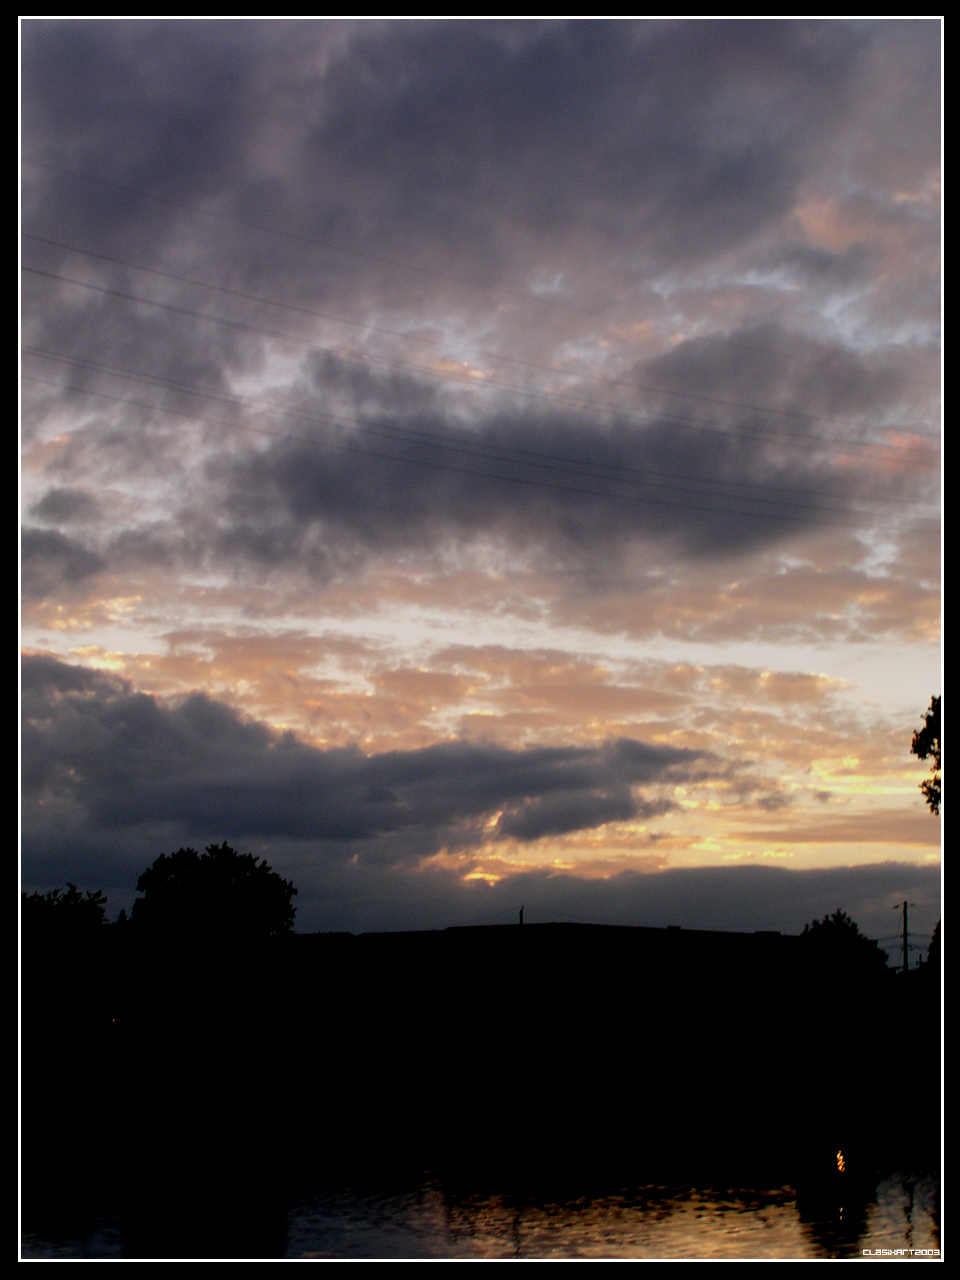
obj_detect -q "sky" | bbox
[20,19,941,946]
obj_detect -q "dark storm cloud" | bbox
[22,21,872,276]
[30,486,103,525]
[442,860,941,946]
[640,325,916,427]
[497,791,668,840]
[764,241,877,288]
[21,21,938,582]
[21,527,106,598]
[208,396,859,567]
[22,786,940,943]
[20,334,917,594]
[22,19,927,394]
[19,23,941,958]
[24,317,931,597]
[242,849,939,941]
[22,21,271,252]
[21,655,701,857]
[20,669,939,943]
[305,20,861,267]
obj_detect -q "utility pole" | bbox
[902,900,909,974]
[894,900,917,971]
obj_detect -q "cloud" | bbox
[546,542,941,645]
[735,811,940,848]
[639,324,917,426]
[21,654,940,940]
[20,527,106,598]
[21,20,938,395]
[30,486,104,525]
[21,21,883,282]
[206,399,867,575]
[19,23,941,943]
[21,654,703,862]
[21,21,938,595]
[441,859,940,944]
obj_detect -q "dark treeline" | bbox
[21,847,940,1258]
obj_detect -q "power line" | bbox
[22,157,603,320]
[21,371,873,531]
[21,265,940,469]
[22,158,939,394]
[23,231,608,392]
[22,229,942,440]
[21,345,872,515]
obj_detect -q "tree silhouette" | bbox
[132,842,297,938]
[911,695,941,815]
[800,908,887,973]
[21,883,108,935]
[927,919,940,974]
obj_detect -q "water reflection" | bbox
[21,1171,940,1259]
[282,1171,940,1260]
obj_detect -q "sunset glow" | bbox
[21,20,941,939]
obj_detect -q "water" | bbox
[21,1170,940,1260]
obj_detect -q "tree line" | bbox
[22,842,297,939]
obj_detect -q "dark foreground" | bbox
[21,923,941,1258]
[23,1168,941,1260]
